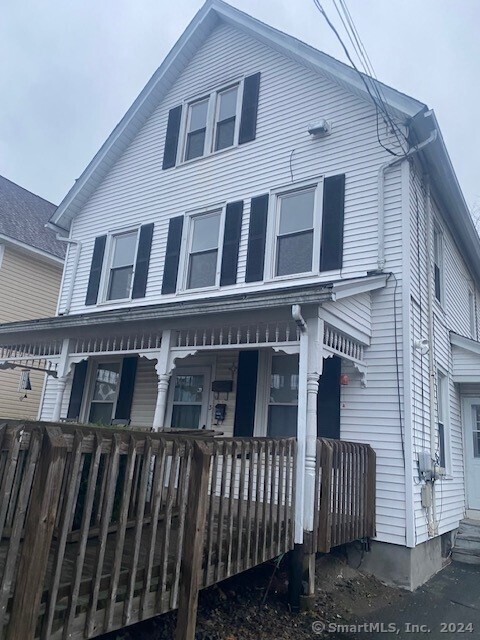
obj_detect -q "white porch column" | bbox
[293,307,324,541]
[52,376,69,422]
[152,373,171,430]
[52,338,72,422]
[151,330,173,432]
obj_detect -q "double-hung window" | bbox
[433,224,444,304]
[271,183,321,278]
[183,83,241,161]
[436,369,449,471]
[106,230,138,301]
[185,99,209,161]
[186,211,222,290]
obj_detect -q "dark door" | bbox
[317,356,341,439]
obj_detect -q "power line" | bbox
[312,0,409,156]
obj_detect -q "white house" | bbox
[1,0,480,590]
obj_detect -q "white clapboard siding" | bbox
[59,21,399,315]
[408,162,476,544]
[340,164,407,546]
[130,357,157,428]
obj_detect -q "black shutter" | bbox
[245,194,269,283]
[162,105,183,170]
[114,356,138,421]
[320,174,346,272]
[132,223,154,299]
[317,356,341,439]
[161,216,184,294]
[233,350,259,437]
[220,201,243,286]
[67,360,88,420]
[239,72,261,145]
[85,235,107,306]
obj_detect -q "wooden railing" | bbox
[0,422,296,640]
[313,438,376,553]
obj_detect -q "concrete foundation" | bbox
[347,537,448,591]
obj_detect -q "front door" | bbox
[464,398,480,510]
[87,361,121,424]
[166,368,211,429]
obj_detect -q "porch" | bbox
[0,420,375,639]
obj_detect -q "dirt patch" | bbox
[102,549,405,639]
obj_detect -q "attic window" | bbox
[183,83,242,162]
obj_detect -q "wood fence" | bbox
[0,423,296,640]
[313,438,376,553]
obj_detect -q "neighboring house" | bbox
[0,175,65,419]
[0,0,480,590]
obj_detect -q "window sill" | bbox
[265,270,341,284]
[177,142,242,168]
[95,296,134,307]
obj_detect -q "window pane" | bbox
[112,231,137,268]
[218,87,238,121]
[173,375,204,403]
[92,363,120,401]
[108,266,133,300]
[438,423,446,467]
[474,432,480,458]
[191,213,221,252]
[89,402,115,425]
[171,405,202,429]
[270,355,299,404]
[185,129,206,160]
[188,99,209,132]
[188,250,218,289]
[279,189,315,235]
[215,118,235,151]
[267,405,297,437]
[276,230,313,276]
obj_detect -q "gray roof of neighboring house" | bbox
[0,175,65,260]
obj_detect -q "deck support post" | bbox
[7,427,67,640]
[152,330,173,431]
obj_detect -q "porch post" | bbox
[52,338,72,422]
[290,308,323,610]
[52,376,69,422]
[152,330,173,431]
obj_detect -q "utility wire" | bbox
[313,0,408,156]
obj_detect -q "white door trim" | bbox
[165,366,212,429]
[462,397,480,511]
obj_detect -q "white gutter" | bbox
[55,235,82,315]
[378,122,438,271]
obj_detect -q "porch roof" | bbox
[450,332,480,383]
[0,275,386,345]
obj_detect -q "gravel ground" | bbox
[101,550,405,639]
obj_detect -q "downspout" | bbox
[55,235,82,315]
[378,125,438,271]
[424,177,438,536]
[292,304,307,545]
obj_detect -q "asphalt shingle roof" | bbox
[0,175,65,260]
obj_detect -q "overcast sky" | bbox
[1,0,479,210]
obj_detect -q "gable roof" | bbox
[47,0,480,284]
[0,175,65,261]
[49,0,425,233]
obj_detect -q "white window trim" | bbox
[264,177,324,282]
[469,289,477,339]
[178,78,244,165]
[178,204,227,293]
[81,357,124,424]
[98,226,140,304]
[0,244,4,270]
[436,366,452,476]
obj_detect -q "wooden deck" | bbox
[0,421,375,639]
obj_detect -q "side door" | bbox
[166,367,211,429]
